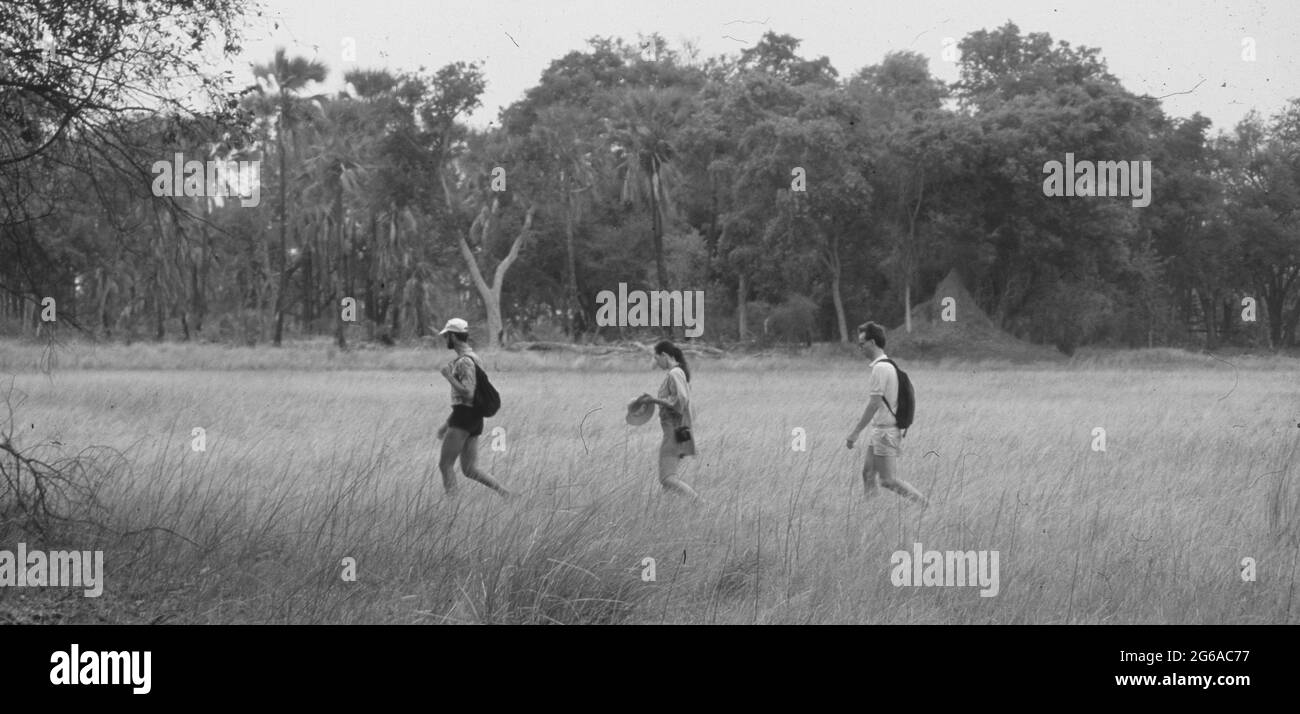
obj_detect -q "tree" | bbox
[531,105,603,335]
[1144,113,1235,348]
[248,49,328,346]
[445,134,538,349]
[299,93,377,348]
[738,32,839,87]
[740,84,871,343]
[1,0,251,329]
[849,51,951,333]
[1222,104,1300,347]
[948,21,1163,349]
[604,86,690,290]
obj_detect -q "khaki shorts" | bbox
[869,426,903,457]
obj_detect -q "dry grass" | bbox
[0,338,1297,624]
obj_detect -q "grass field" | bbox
[1,339,1298,624]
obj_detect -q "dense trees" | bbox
[1,0,251,337]
[3,13,1298,351]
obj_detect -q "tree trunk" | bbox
[455,203,536,350]
[564,188,583,337]
[273,116,287,347]
[827,243,848,343]
[190,259,202,339]
[1283,302,1300,347]
[737,272,748,340]
[831,269,848,343]
[904,173,924,334]
[1265,283,1284,348]
[650,160,668,290]
[335,182,347,350]
[486,286,505,348]
[190,200,210,338]
[302,242,313,331]
[390,283,400,340]
[904,275,912,333]
[96,267,111,338]
[365,213,376,341]
[1197,290,1217,349]
[1275,268,1300,348]
[154,284,165,341]
[1222,297,1234,343]
[382,211,398,341]
[412,274,428,338]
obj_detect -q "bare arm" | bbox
[846,395,883,448]
[643,396,677,410]
[640,372,684,412]
[440,358,474,398]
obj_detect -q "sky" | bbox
[219,0,1299,134]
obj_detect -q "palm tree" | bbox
[605,87,690,290]
[250,48,328,346]
[337,69,413,341]
[300,94,376,348]
[532,105,602,335]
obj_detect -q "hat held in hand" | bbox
[626,396,654,426]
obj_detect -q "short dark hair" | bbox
[857,321,886,349]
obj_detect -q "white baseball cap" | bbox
[439,318,470,335]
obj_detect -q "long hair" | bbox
[653,340,690,382]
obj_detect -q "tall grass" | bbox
[3,336,1298,374]
[1,341,1297,623]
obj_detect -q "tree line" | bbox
[3,2,1298,352]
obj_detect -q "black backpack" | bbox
[465,357,501,418]
[878,358,914,434]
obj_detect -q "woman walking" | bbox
[634,340,701,502]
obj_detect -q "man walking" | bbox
[845,321,927,506]
[436,318,511,498]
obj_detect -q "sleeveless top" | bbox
[449,350,482,406]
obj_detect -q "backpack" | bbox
[462,356,501,418]
[877,358,914,434]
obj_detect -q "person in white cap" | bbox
[435,318,511,498]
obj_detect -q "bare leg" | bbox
[439,427,467,496]
[861,450,880,499]
[658,438,700,501]
[876,454,927,505]
[459,434,511,497]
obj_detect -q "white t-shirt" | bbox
[868,355,898,428]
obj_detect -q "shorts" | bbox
[447,405,484,437]
[868,426,903,457]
